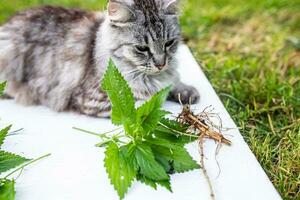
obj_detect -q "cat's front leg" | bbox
[168,82,200,104]
[69,87,111,118]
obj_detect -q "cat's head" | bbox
[106,0,181,75]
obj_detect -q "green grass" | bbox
[0,0,299,199]
[181,1,300,199]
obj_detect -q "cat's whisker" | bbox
[123,68,139,77]
[128,72,144,85]
[143,75,152,97]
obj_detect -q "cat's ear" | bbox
[107,1,135,24]
[164,0,179,15]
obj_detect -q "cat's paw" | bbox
[168,83,200,104]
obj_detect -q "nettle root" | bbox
[177,104,231,200]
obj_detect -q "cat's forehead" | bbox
[133,0,164,21]
[133,2,177,37]
[135,14,179,38]
[127,16,179,44]
[114,0,180,42]
[125,0,164,8]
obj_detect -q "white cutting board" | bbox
[0,45,282,200]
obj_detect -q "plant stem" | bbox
[158,122,198,138]
[4,153,51,179]
[72,127,109,139]
[73,127,103,137]
[72,127,122,139]
[100,127,123,136]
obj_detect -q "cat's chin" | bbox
[144,71,161,75]
[139,67,168,76]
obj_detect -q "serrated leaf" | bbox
[131,140,173,173]
[136,174,172,192]
[146,137,182,149]
[151,146,176,176]
[154,153,172,173]
[136,174,157,190]
[134,144,169,181]
[104,142,136,200]
[101,59,136,125]
[172,147,200,173]
[155,118,197,144]
[157,179,172,192]
[152,144,200,173]
[139,134,199,175]
[0,126,12,147]
[159,118,189,132]
[153,129,196,145]
[0,179,15,200]
[121,143,139,172]
[0,82,6,97]
[136,87,172,133]
[0,151,30,174]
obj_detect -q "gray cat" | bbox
[0,0,199,117]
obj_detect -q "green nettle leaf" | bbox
[0,179,15,200]
[0,126,12,147]
[146,137,182,149]
[159,118,190,132]
[0,82,6,96]
[121,143,139,172]
[104,142,136,200]
[136,174,157,190]
[136,87,171,133]
[134,144,169,181]
[0,151,30,174]
[101,60,136,125]
[136,174,172,192]
[96,60,201,199]
[153,145,200,173]
[154,153,172,173]
[155,119,197,144]
[157,179,172,192]
[172,147,200,173]
[0,81,39,199]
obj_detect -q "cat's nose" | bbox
[154,56,166,70]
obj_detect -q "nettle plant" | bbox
[85,61,200,199]
[0,82,29,200]
[0,82,50,200]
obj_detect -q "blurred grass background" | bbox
[0,0,299,199]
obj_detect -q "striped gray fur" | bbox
[0,0,199,117]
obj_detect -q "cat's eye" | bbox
[165,39,176,48]
[135,45,150,52]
